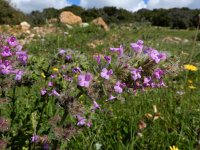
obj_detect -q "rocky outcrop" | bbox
[59,11,82,25]
[20,21,31,31]
[92,17,109,31]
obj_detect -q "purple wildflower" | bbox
[48,82,53,87]
[7,36,18,47]
[100,68,113,80]
[15,45,23,51]
[1,46,12,57]
[157,80,167,87]
[150,82,156,88]
[58,49,65,56]
[143,76,151,87]
[114,81,125,93]
[148,49,167,63]
[76,115,86,126]
[153,68,165,79]
[16,51,28,65]
[31,135,39,143]
[86,122,92,127]
[50,74,57,79]
[63,75,73,81]
[72,67,81,74]
[42,142,49,150]
[66,55,71,61]
[51,89,60,96]
[106,95,116,101]
[14,70,24,80]
[78,73,93,88]
[104,55,111,64]
[91,101,100,111]
[0,60,12,75]
[110,45,123,57]
[76,115,92,127]
[40,89,47,96]
[131,67,142,81]
[93,54,101,64]
[130,40,144,54]
[158,52,167,60]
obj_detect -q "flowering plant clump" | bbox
[91,40,169,102]
[0,35,29,149]
[0,35,28,81]
[36,48,100,143]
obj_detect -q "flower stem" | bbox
[59,108,68,127]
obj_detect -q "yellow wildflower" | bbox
[53,68,59,72]
[41,72,46,78]
[184,64,198,71]
[189,85,196,89]
[188,80,193,84]
[169,145,178,150]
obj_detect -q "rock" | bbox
[80,22,89,28]
[4,25,10,28]
[30,34,35,38]
[92,17,109,31]
[59,11,82,25]
[20,21,31,31]
[183,39,189,43]
[25,30,31,34]
[65,24,73,29]
[48,24,54,27]
[48,18,58,23]
[162,36,181,44]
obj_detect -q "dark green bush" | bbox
[0,0,26,25]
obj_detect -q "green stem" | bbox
[11,85,16,127]
[36,96,47,134]
[59,108,68,127]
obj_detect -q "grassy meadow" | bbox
[1,23,200,150]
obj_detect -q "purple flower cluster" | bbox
[76,115,92,127]
[100,68,113,80]
[92,39,168,100]
[132,68,166,90]
[130,40,144,54]
[0,36,28,80]
[78,73,93,88]
[75,100,100,127]
[130,40,167,63]
[110,45,123,57]
[31,134,49,149]
[148,49,167,63]
[114,81,126,93]
[131,67,143,81]
[40,71,61,97]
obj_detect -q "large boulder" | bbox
[59,11,82,25]
[92,17,109,31]
[20,21,31,31]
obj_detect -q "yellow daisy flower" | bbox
[184,64,198,71]
[169,145,178,150]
